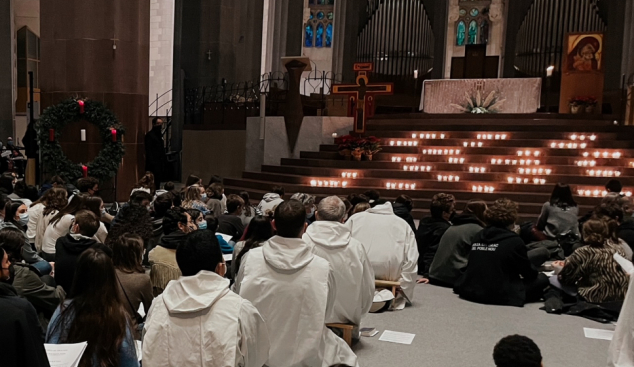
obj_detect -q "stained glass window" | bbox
[456,21,466,46]
[316,23,324,47]
[326,23,333,47]
[305,24,314,47]
[310,12,314,20]
[468,20,478,44]
[470,8,479,16]
[317,11,325,20]
[327,12,334,20]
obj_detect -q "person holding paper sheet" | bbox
[0,247,51,367]
[235,200,358,367]
[143,230,270,367]
[347,200,419,310]
[46,247,139,367]
[557,218,629,304]
[303,196,375,331]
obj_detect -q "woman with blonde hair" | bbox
[182,185,209,215]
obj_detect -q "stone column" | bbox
[40,0,150,201]
[0,0,15,143]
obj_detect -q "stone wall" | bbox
[149,0,174,118]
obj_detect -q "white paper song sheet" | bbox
[216,233,233,243]
[136,340,143,361]
[45,342,88,367]
[223,253,233,262]
[378,330,416,345]
[584,327,614,341]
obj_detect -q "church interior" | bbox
[2,0,634,366]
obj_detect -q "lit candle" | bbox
[332,133,338,138]
[80,129,86,142]
[82,165,88,178]
[111,129,117,142]
[546,66,554,77]
[414,70,419,79]
[78,100,85,114]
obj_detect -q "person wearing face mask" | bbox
[148,207,195,296]
[53,210,102,294]
[290,193,316,225]
[217,194,245,245]
[144,117,168,187]
[182,185,210,216]
[0,201,51,275]
[0,246,52,367]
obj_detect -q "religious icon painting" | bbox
[563,32,603,73]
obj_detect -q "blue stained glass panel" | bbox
[456,21,466,46]
[326,23,333,47]
[310,12,314,20]
[317,11,325,19]
[305,24,313,47]
[468,20,477,44]
[316,23,324,47]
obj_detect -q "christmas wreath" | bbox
[37,98,126,183]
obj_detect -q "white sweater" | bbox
[41,214,74,254]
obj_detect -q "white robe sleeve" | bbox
[142,297,169,367]
[325,265,337,321]
[398,226,419,303]
[359,246,376,316]
[608,273,634,367]
[234,252,247,295]
[236,300,270,367]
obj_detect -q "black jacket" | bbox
[454,226,538,307]
[416,217,451,276]
[218,215,245,242]
[54,234,99,294]
[392,203,417,234]
[159,230,188,250]
[0,283,50,367]
[618,219,634,252]
[144,126,168,180]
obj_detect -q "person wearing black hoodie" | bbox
[53,210,102,294]
[428,200,487,287]
[416,193,455,277]
[454,199,549,307]
[393,195,417,233]
[0,247,51,367]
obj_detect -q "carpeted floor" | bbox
[353,283,614,367]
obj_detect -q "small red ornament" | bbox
[78,100,85,114]
[49,129,55,142]
[111,129,117,142]
[82,165,88,178]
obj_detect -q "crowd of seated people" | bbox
[2,172,634,367]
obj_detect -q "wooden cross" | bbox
[332,63,394,133]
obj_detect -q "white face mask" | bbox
[201,193,207,200]
[307,207,315,218]
[18,212,29,226]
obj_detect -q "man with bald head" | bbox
[303,196,375,330]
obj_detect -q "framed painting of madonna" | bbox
[563,32,604,73]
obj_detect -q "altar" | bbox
[419,78,542,114]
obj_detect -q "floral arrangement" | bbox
[361,136,382,155]
[569,96,597,106]
[337,135,382,159]
[450,90,506,114]
[337,135,362,153]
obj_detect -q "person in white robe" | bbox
[303,196,375,330]
[608,272,634,367]
[143,230,269,367]
[347,201,419,310]
[235,200,358,367]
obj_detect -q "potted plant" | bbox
[568,96,585,114]
[337,135,356,160]
[351,147,364,161]
[583,96,598,114]
[362,136,382,161]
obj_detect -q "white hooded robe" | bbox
[142,271,270,367]
[303,220,375,326]
[608,273,634,367]
[347,202,419,307]
[235,236,358,367]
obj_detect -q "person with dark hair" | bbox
[534,183,580,241]
[416,193,456,277]
[616,195,634,252]
[454,199,549,307]
[606,179,623,194]
[348,200,419,309]
[0,247,52,367]
[303,196,374,331]
[290,193,316,224]
[347,194,370,220]
[28,187,68,251]
[145,193,173,263]
[132,171,155,196]
[205,182,225,218]
[239,191,262,226]
[76,177,99,196]
[46,248,139,367]
[9,180,33,206]
[493,335,543,367]
[257,186,285,217]
[593,203,633,260]
[112,234,152,338]
[0,227,65,323]
[148,207,195,295]
[0,193,9,222]
[231,215,274,277]
[130,190,153,208]
[0,172,16,195]
[363,189,380,204]
[42,194,87,260]
[82,195,108,243]
[143,230,270,367]
[203,214,233,254]
[0,201,50,274]
[218,194,246,243]
[556,218,629,303]
[235,200,358,367]
[185,174,203,187]
[106,204,154,249]
[53,210,101,294]
[162,181,181,207]
[393,194,416,233]
[37,175,66,197]
[186,208,205,230]
[145,117,168,187]
[428,200,488,287]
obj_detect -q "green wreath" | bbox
[37,98,126,183]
